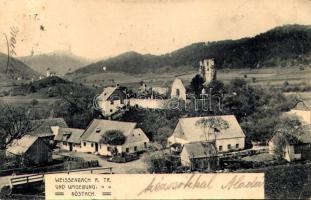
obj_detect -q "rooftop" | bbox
[81,119,137,143]
[54,128,84,144]
[28,118,68,137]
[6,135,39,155]
[173,115,245,142]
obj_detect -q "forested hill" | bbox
[71,24,311,75]
[0,52,40,80]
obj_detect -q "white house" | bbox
[170,78,187,101]
[80,119,149,156]
[97,85,127,117]
[168,115,245,153]
[286,101,311,125]
[54,128,84,152]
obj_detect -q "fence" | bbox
[1,167,113,195]
[0,160,99,177]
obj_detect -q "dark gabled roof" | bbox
[183,142,217,159]
[54,128,84,144]
[28,118,68,137]
[271,124,311,145]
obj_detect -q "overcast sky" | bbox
[0,0,311,59]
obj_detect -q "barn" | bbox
[6,135,52,165]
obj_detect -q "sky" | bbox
[0,0,311,59]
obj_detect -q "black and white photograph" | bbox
[0,0,311,199]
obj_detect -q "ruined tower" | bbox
[199,58,216,84]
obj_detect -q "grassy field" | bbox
[239,162,311,199]
[0,96,59,110]
[68,66,311,88]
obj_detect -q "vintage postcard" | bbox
[0,0,311,199]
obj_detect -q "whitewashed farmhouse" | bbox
[97,85,127,117]
[54,128,84,152]
[80,119,149,156]
[168,115,245,153]
[170,78,187,101]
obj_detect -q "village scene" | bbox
[1,0,311,199]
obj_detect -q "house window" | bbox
[73,144,75,147]
[110,109,113,113]
[91,143,94,147]
[134,146,138,151]
[110,100,114,105]
[144,142,147,148]
[236,144,239,149]
[176,89,180,96]
[63,142,67,145]
[107,146,111,151]
[219,145,223,151]
[227,144,231,150]
[126,148,129,153]
[83,142,86,146]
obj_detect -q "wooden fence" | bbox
[9,167,113,186]
[0,160,100,177]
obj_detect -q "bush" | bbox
[100,130,126,145]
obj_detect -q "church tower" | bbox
[199,58,216,84]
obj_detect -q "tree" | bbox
[272,116,303,158]
[190,74,205,97]
[100,130,126,146]
[30,99,39,107]
[205,80,225,95]
[154,127,173,148]
[0,104,37,150]
[54,84,97,128]
[143,151,180,173]
[195,116,229,142]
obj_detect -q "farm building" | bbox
[28,118,68,148]
[6,135,52,165]
[180,142,218,171]
[170,78,187,101]
[80,119,149,156]
[54,128,84,152]
[168,115,245,153]
[269,124,311,162]
[97,85,127,117]
[286,101,311,125]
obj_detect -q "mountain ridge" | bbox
[70,24,311,76]
[19,52,91,75]
[0,52,40,81]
